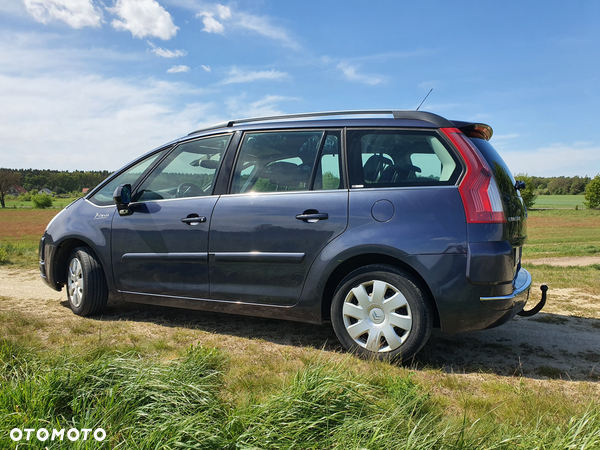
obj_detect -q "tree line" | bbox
[2,168,112,195]
[3,168,594,197]
[515,173,600,209]
[524,175,592,195]
[0,168,112,208]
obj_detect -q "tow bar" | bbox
[517,285,548,317]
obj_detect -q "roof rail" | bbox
[187,109,453,136]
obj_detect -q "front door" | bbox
[111,134,232,299]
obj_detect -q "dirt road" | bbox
[1,267,599,381]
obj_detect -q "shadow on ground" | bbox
[68,300,600,382]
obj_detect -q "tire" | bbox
[66,246,108,316]
[331,264,432,362]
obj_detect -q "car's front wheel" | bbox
[331,264,432,362]
[66,246,108,316]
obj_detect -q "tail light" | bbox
[441,128,506,224]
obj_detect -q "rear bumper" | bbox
[479,268,531,311]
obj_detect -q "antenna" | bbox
[416,88,433,111]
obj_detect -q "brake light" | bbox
[441,128,506,224]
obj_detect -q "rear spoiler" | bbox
[451,121,493,141]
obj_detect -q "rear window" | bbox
[469,137,522,199]
[347,129,462,188]
[469,138,516,186]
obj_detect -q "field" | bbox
[3,196,81,209]
[533,194,586,209]
[1,206,599,448]
[524,209,600,259]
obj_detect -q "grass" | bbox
[523,209,600,259]
[1,340,599,449]
[533,194,586,209]
[0,208,60,266]
[3,196,80,209]
[524,264,600,297]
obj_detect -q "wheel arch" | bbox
[320,253,440,328]
[53,237,107,286]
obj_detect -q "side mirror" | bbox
[113,184,132,216]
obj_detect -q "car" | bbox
[39,109,546,361]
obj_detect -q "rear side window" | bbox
[230,130,342,194]
[347,129,461,188]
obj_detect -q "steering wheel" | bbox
[176,182,204,198]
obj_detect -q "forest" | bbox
[2,168,112,195]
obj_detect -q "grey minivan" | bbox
[39,110,546,361]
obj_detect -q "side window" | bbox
[136,134,231,201]
[347,130,460,188]
[88,150,166,206]
[231,130,341,194]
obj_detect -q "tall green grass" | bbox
[2,339,599,449]
[0,242,38,266]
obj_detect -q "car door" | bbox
[208,129,348,306]
[111,134,232,299]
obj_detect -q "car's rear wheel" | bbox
[66,246,108,316]
[331,264,432,362]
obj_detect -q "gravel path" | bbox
[1,267,599,381]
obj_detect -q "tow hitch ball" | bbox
[518,285,548,317]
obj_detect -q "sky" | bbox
[1,0,599,177]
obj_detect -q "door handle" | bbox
[296,211,329,222]
[181,215,206,225]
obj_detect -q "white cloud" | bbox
[337,62,383,86]
[147,42,187,58]
[167,65,190,73]
[0,30,146,76]
[200,65,211,72]
[197,12,224,33]
[23,0,102,28]
[220,67,288,84]
[109,0,178,40]
[235,11,299,50]
[502,144,600,177]
[0,73,216,171]
[216,4,231,20]
[194,3,299,49]
[0,0,28,15]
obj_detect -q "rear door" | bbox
[208,129,348,306]
[468,137,528,279]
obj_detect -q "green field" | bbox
[533,194,586,209]
[1,207,600,448]
[524,209,600,259]
[3,196,80,209]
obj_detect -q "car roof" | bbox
[187,110,457,137]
